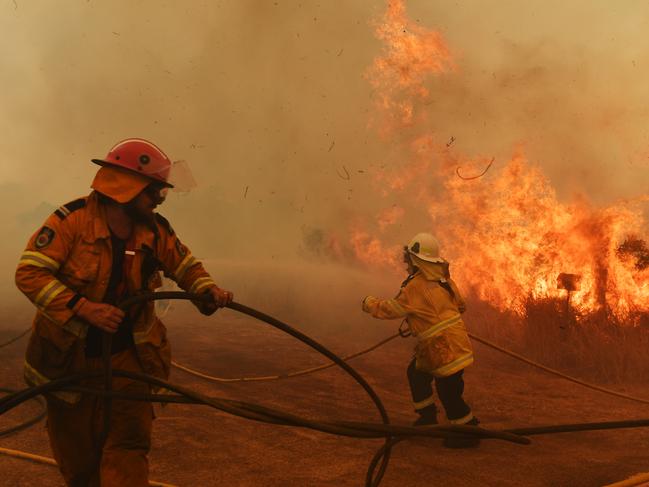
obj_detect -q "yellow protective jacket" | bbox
[15,191,218,403]
[363,265,473,377]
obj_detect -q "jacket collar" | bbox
[412,258,451,282]
[86,191,111,241]
[85,191,157,250]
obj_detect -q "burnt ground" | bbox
[1,304,649,487]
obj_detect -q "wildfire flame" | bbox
[377,205,406,231]
[366,0,454,134]
[345,0,649,322]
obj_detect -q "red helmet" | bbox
[91,138,174,188]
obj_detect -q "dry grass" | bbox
[465,296,649,384]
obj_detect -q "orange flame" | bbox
[346,0,649,322]
[367,0,454,134]
[377,205,406,231]
[350,230,402,270]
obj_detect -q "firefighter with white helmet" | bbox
[15,138,233,485]
[362,232,478,447]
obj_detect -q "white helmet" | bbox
[406,232,444,263]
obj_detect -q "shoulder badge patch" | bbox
[35,226,56,249]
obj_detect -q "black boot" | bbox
[443,417,481,449]
[413,405,438,426]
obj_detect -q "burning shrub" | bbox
[617,236,649,271]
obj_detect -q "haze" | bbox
[2,0,648,318]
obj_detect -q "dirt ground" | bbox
[2,303,649,487]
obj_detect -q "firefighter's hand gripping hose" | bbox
[0,291,530,487]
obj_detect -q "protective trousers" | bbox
[407,358,473,423]
[45,348,153,487]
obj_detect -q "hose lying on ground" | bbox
[0,370,530,486]
[6,302,649,405]
[0,292,528,487]
[2,293,649,486]
[0,328,30,349]
[467,334,649,405]
[603,472,649,487]
[0,388,45,438]
[169,313,649,407]
[7,366,649,484]
[126,292,395,487]
[171,333,401,382]
[0,446,176,487]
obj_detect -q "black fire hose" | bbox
[0,388,46,438]
[116,292,393,486]
[0,331,47,439]
[0,370,524,441]
[0,293,523,486]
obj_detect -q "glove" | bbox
[194,286,234,316]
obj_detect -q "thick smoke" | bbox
[2,1,649,324]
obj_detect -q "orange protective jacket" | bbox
[363,267,473,377]
[15,191,217,403]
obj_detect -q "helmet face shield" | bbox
[167,160,197,193]
[91,141,201,205]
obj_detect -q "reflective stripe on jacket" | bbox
[15,191,217,402]
[362,271,473,377]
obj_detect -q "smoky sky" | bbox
[2,0,649,307]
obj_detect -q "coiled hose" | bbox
[123,292,392,486]
[0,292,527,487]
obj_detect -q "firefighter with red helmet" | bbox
[15,138,233,486]
[362,233,479,448]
